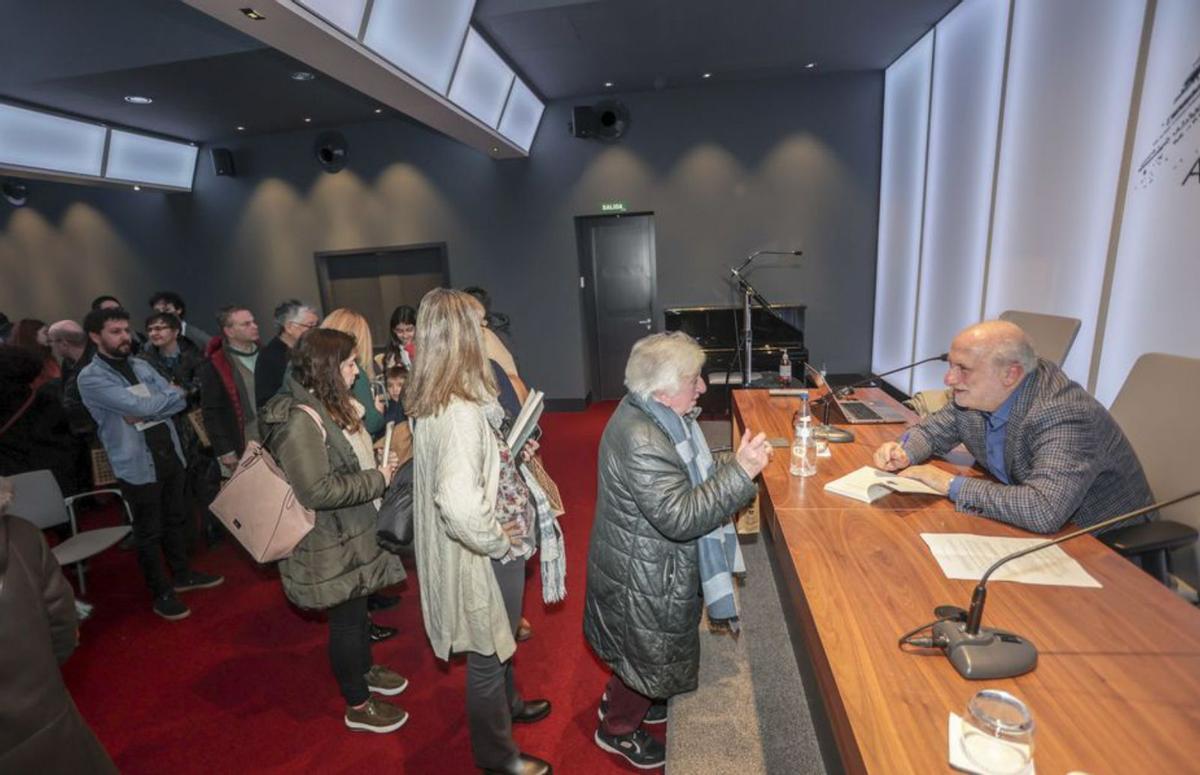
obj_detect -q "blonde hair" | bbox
[625,331,705,400]
[404,288,497,418]
[320,308,375,380]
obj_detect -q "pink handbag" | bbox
[210,405,325,563]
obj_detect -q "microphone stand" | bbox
[902,490,1200,680]
[728,249,803,387]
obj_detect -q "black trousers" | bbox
[467,557,527,769]
[118,456,190,598]
[327,595,372,706]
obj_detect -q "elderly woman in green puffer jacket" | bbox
[583,331,772,770]
[259,328,408,735]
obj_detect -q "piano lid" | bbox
[664,304,804,350]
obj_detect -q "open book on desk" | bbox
[506,389,544,454]
[824,465,942,503]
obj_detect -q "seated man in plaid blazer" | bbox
[873,320,1154,534]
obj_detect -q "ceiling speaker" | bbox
[2,180,28,207]
[314,131,349,173]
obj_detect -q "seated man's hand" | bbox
[899,464,954,496]
[873,441,910,471]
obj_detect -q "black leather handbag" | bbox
[376,458,414,552]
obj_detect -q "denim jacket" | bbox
[77,356,187,485]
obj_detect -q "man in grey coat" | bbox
[875,320,1154,534]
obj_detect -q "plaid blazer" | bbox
[903,359,1154,534]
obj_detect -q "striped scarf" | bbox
[640,397,745,633]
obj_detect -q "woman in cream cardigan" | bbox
[407,289,552,775]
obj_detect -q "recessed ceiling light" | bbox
[303,117,312,123]
[291,71,315,81]
[702,72,712,79]
[236,125,245,131]
[124,95,153,104]
[133,185,141,191]
[374,108,383,114]
[240,8,265,20]
[491,146,499,153]
[805,62,817,69]
[604,81,614,88]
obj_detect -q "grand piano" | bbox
[664,304,807,417]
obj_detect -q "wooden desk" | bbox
[732,388,1200,774]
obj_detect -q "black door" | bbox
[577,214,657,400]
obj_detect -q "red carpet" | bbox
[61,401,660,774]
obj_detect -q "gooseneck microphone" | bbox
[831,352,950,399]
[808,353,949,442]
[729,249,804,278]
[902,491,1200,680]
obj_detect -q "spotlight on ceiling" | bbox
[604,81,614,88]
[374,108,383,114]
[240,8,265,21]
[133,185,141,191]
[236,125,245,131]
[702,72,712,79]
[291,71,316,81]
[304,117,312,123]
[805,62,817,69]
[124,95,153,104]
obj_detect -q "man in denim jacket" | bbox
[78,308,223,620]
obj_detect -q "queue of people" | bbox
[7,279,1152,775]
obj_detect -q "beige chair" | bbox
[998,310,1081,367]
[7,470,133,594]
[1103,354,1200,590]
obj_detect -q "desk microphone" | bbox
[831,353,949,399]
[807,353,949,442]
[903,491,1200,680]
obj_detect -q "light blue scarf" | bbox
[639,396,746,633]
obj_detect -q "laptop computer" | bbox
[832,390,910,424]
[798,362,908,424]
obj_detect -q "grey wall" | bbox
[1,72,882,400]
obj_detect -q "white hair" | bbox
[992,337,1037,374]
[624,332,705,400]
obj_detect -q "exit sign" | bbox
[600,201,627,213]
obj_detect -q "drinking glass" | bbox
[960,689,1035,774]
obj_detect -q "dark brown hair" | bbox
[290,328,361,432]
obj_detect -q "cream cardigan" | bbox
[412,397,517,662]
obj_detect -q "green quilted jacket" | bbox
[260,378,405,610]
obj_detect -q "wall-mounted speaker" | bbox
[314,131,349,173]
[2,180,28,207]
[210,148,236,177]
[570,100,631,142]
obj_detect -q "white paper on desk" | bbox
[126,384,166,432]
[920,533,1101,588]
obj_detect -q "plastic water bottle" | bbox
[778,349,792,384]
[790,391,816,477]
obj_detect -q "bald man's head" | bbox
[945,320,1037,412]
[46,320,87,361]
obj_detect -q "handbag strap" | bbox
[0,390,38,438]
[294,404,327,442]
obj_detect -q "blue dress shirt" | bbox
[947,377,1028,501]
